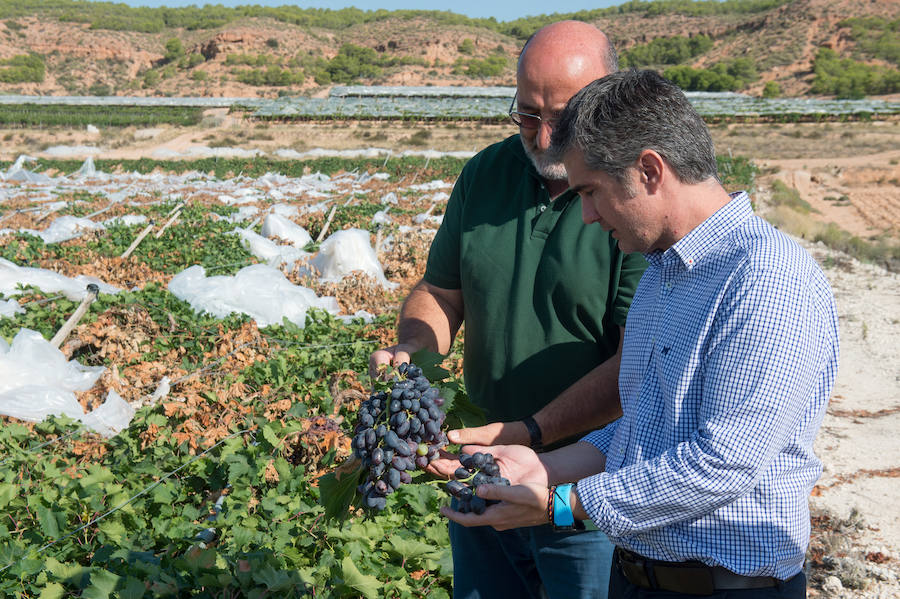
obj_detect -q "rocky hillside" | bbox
[0,0,896,98]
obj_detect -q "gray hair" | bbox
[550,69,718,185]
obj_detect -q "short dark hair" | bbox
[550,69,718,185]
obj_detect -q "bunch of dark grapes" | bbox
[352,362,448,511]
[444,452,510,514]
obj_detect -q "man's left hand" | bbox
[441,483,550,531]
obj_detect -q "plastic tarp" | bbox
[71,156,105,180]
[168,263,339,328]
[0,297,23,319]
[261,213,312,248]
[4,154,52,184]
[0,257,120,300]
[0,329,133,436]
[102,214,148,227]
[19,215,105,244]
[233,227,310,266]
[311,228,395,289]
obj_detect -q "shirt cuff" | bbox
[580,420,618,455]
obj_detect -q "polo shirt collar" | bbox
[646,191,753,271]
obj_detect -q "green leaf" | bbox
[0,484,16,509]
[410,349,451,382]
[444,389,485,429]
[37,582,65,599]
[340,556,381,599]
[82,569,121,599]
[384,536,441,561]
[317,459,363,521]
[121,576,147,599]
[261,423,280,449]
[36,506,64,539]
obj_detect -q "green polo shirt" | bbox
[425,135,647,425]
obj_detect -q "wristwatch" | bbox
[522,415,543,452]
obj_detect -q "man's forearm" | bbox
[531,331,624,446]
[541,441,607,486]
[396,281,463,354]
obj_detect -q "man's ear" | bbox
[637,150,665,193]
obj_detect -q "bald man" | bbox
[371,21,647,598]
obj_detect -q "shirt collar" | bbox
[645,191,753,270]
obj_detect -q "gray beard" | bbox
[520,137,567,181]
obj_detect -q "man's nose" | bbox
[536,119,554,150]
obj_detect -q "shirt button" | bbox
[665,282,673,289]
[539,204,547,212]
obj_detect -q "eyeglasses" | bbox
[508,92,556,130]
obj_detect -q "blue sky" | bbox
[108,0,624,22]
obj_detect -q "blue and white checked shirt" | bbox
[578,192,839,579]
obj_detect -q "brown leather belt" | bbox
[614,547,780,596]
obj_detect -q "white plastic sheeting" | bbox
[232,227,310,266]
[102,214,148,227]
[19,215,105,244]
[0,297,23,319]
[0,257,120,301]
[0,329,134,436]
[311,228,395,289]
[261,213,312,248]
[168,263,339,328]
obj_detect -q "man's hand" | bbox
[458,444,548,487]
[369,343,418,380]
[447,421,530,447]
[441,482,549,531]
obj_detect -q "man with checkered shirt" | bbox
[443,69,839,598]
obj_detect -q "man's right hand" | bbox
[368,343,419,380]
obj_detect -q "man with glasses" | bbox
[370,20,646,598]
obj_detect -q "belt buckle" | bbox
[615,548,654,589]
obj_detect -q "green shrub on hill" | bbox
[235,66,304,87]
[0,53,44,83]
[453,50,507,78]
[2,0,792,40]
[839,17,900,66]
[762,80,781,98]
[664,57,758,91]
[811,47,900,98]
[621,34,713,67]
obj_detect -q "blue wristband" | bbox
[552,483,575,530]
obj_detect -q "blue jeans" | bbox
[609,557,807,599]
[449,518,614,599]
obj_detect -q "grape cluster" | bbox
[352,362,448,511]
[444,452,510,514]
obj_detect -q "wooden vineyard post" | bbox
[50,284,99,349]
[154,202,185,239]
[120,220,155,259]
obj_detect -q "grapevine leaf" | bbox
[120,576,147,599]
[383,536,441,561]
[260,423,280,450]
[443,389,485,429]
[81,569,120,599]
[37,582,65,599]
[0,483,16,509]
[36,506,64,539]
[410,349,451,382]
[340,556,380,599]
[317,458,363,521]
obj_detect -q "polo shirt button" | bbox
[539,204,547,212]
